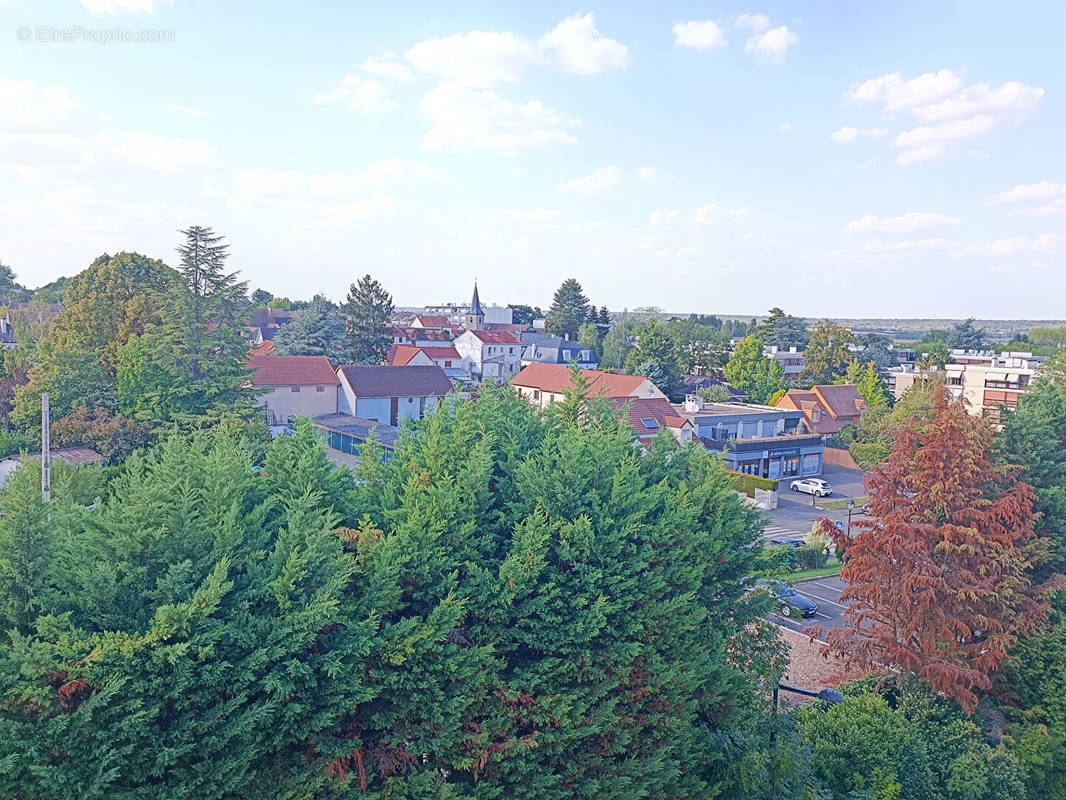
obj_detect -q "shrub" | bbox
[795,545,829,570]
[850,441,890,470]
[755,543,797,574]
[0,428,30,459]
[728,471,780,497]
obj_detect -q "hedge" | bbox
[727,470,780,496]
[849,442,890,470]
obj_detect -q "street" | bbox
[760,464,870,543]
[770,575,849,640]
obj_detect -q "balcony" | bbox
[700,432,823,453]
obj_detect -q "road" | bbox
[769,575,849,640]
[760,464,870,543]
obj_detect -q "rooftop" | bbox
[338,364,454,397]
[248,355,338,386]
[512,363,653,397]
[312,413,400,448]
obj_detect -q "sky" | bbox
[1,0,1064,318]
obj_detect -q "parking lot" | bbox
[760,464,870,543]
[770,575,849,640]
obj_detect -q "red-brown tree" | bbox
[816,388,1062,712]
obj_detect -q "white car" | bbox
[790,478,833,497]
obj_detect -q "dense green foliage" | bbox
[343,274,394,365]
[724,334,785,404]
[624,318,684,397]
[801,321,854,384]
[760,308,809,350]
[273,294,354,365]
[728,471,780,496]
[0,386,786,798]
[544,278,592,340]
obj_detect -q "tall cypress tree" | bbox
[344,275,394,365]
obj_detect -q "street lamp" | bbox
[847,498,855,534]
[772,683,846,709]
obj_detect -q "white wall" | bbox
[355,397,392,424]
[259,384,338,424]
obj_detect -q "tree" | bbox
[761,307,809,350]
[273,294,353,365]
[668,317,731,377]
[948,317,987,350]
[576,322,601,361]
[595,305,612,335]
[13,341,119,432]
[0,260,30,302]
[49,251,175,375]
[625,319,683,397]
[998,378,1066,581]
[600,311,639,370]
[857,332,897,372]
[544,278,590,340]
[822,388,1061,712]
[847,359,889,409]
[344,274,393,364]
[0,462,52,633]
[802,320,854,384]
[724,334,785,404]
[1027,324,1066,351]
[250,288,274,305]
[699,384,733,403]
[114,226,254,424]
[508,303,543,325]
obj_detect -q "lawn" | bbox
[818,495,869,511]
[774,562,841,583]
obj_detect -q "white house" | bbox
[336,365,453,426]
[453,329,523,381]
[248,355,340,426]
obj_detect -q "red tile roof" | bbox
[610,397,689,439]
[248,355,338,386]
[812,384,866,419]
[390,345,462,366]
[466,330,522,344]
[338,365,454,398]
[251,340,277,357]
[416,314,452,328]
[512,363,654,398]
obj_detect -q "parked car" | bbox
[790,478,833,497]
[767,534,806,548]
[759,579,819,618]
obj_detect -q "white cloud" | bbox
[169,103,206,118]
[540,12,629,75]
[844,211,962,234]
[81,0,168,13]
[362,56,414,82]
[778,121,793,133]
[844,69,1044,165]
[229,159,447,204]
[0,78,84,128]
[635,166,659,180]
[847,70,964,114]
[992,180,1066,203]
[101,131,215,171]
[744,26,797,63]
[313,74,395,114]
[673,20,726,50]
[421,81,579,151]
[735,13,770,31]
[829,125,888,143]
[557,166,623,195]
[406,30,541,86]
[485,208,561,224]
[291,196,400,229]
[693,203,749,224]
[649,208,680,226]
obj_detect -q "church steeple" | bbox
[466,280,485,330]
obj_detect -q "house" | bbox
[389,344,472,383]
[245,306,296,345]
[512,363,667,410]
[763,345,806,383]
[453,329,523,381]
[775,385,867,434]
[610,396,694,447]
[251,340,277,357]
[521,335,598,369]
[677,395,824,478]
[410,314,454,331]
[248,355,340,426]
[0,447,106,490]
[337,365,453,426]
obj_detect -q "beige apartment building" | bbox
[890,351,1042,423]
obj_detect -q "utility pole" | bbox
[41,392,50,502]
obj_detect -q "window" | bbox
[640,418,659,429]
[316,385,325,392]
[533,390,541,400]
[444,360,452,367]
[783,455,800,476]
[509,347,514,354]
[291,386,301,393]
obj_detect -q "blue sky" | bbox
[1,0,1064,317]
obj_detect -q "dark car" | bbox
[752,579,819,618]
[767,534,806,548]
